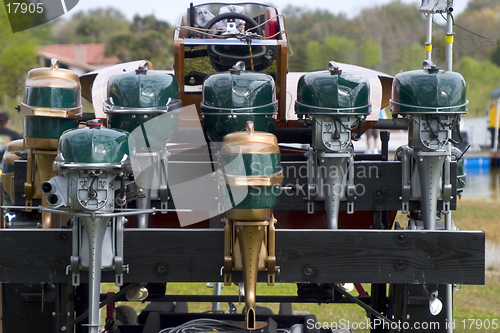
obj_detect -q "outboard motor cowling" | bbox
[201,62,277,142]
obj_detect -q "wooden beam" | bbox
[0,229,484,285]
[173,39,185,105]
[276,40,288,125]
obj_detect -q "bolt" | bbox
[157,264,167,274]
[376,191,382,197]
[304,267,314,276]
[397,234,406,242]
[60,234,67,241]
[396,260,406,269]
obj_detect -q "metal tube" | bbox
[446,3,454,71]
[323,156,348,229]
[137,192,150,229]
[445,212,453,332]
[81,216,110,333]
[426,14,433,61]
[416,154,444,230]
[211,282,223,312]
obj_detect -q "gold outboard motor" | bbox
[104,65,182,228]
[203,61,281,330]
[19,59,82,228]
[221,121,282,330]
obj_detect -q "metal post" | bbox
[426,14,433,61]
[445,1,454,71]
[444,2,457,326]
[445,212,453,332]
[212,282,223,312]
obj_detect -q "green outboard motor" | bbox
[391,61,468,230]
[105,65,182,147]
[104,65,182,227]
[201,61,277,142]
[41,119,129,333]
[295,61,371,229]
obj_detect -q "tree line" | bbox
[2,0,500,119]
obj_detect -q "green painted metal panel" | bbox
[108,111,180,147]
[296,69,370,115]
[107,70,179,108]
[57,126,129,164]
[24,87,80,109]
[106,70,182,138]
[221,153,280,176]
[127,112,180,151]
[23,117,79,139]
[2,162,15,174]
[202,71,275,108]
[222,185,280,209]
[391,69,467,114]
[201,70,277,141]
[220,152,281,209]
[202,113,275,142]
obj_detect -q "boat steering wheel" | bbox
[203,12,263,38]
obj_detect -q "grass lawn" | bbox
[104,199,499,331]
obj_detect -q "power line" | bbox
[433,12,496,44]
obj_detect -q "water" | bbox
[461,160,500,202]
